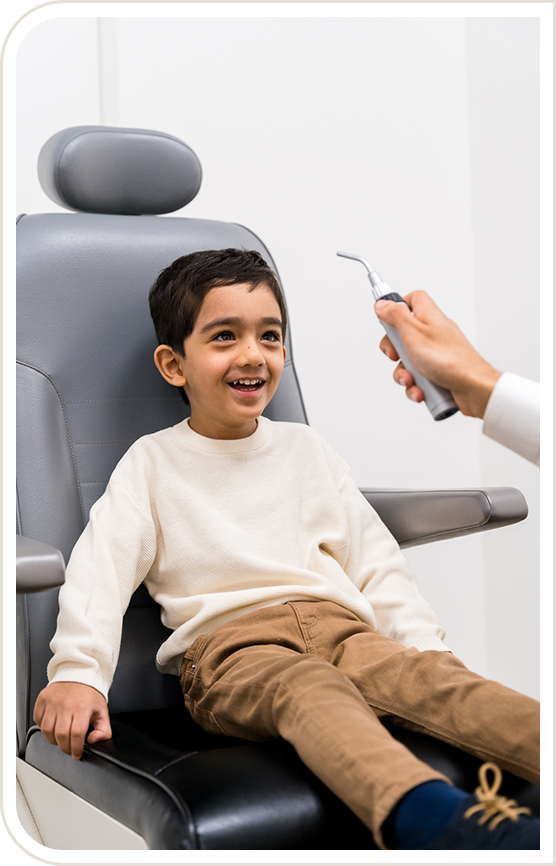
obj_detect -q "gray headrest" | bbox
[38,126,202,215]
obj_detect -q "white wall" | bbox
[466,18,541,699]
[14,11,542,697]
[15,17,101,210]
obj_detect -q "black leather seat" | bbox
[16,126,538,850]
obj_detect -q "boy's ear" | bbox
[153,345,187,387]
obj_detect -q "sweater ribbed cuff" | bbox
[48,666,109,702]
[408,635,450,653]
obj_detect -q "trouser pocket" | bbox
[179,634,230,736]
[179,633,210,697]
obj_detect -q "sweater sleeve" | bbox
[338,470,449,652]
[482,372,540,466]
[47,479,157,700]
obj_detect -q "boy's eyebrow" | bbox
[199,316,283,334]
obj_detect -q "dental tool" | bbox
[337,251,459,421]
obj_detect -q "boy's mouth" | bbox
[228,379,265,392]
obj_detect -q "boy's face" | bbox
[155,282,286,439]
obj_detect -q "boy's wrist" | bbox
[48,669,109,702]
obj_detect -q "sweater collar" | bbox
[172,414,273,455]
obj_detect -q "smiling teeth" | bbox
[231,379,262,386]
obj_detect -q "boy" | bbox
[34,248,540,850]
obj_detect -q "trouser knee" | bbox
[270,654,372,738]
[189,651,339,742]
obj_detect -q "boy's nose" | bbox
[237,341,265,366]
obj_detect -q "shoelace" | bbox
[464,762,531,831]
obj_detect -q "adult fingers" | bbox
[379,332,399,361]
[405,384,425,403]
[393,362,412,388]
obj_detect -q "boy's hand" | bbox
[33,682,112,760]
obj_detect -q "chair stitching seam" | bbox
[74,440,135,445]
[17,361,86,524]
[153,752,199,776]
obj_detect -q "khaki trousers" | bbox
[179,601,539,848]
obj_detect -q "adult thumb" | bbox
[374,299,413,332]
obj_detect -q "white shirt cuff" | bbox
[483,372,540,466]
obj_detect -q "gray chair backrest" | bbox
[17,127,308,750]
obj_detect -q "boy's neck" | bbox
[188,416,259,441]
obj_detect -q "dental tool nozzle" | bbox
[336,251,386,301]
[336,248,459,421]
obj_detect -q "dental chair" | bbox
[16,126,539,850]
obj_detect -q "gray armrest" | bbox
[361,487,528,548]
[16,535,65,593]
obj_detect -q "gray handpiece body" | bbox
[337,252,459,421]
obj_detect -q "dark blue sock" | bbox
[382,780,469,849]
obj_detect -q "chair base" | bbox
[16,758,148,850]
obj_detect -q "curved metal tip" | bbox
[336,251,373,276]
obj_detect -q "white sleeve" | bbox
[339,471,449,652]
[482,372,540,466]
[47,480,157,700]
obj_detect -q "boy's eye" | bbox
[212,329,281,343]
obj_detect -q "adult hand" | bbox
[375,290,502,418]
[33,681,112,760]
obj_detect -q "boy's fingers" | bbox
[34,701,59,746]
[44,717,69,755]
[42,709,93,760]
[87,727,112,745]
[87,710,113,746]
[33,683,111,760]
[69,725,88,760]
[32,701,44,728]
[62,707,98,760]
[38,718,58,747]
[67,701,112,759]
[51,710,82,759]
[33,690,50,727]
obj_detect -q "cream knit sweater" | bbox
[48,416,447,700]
